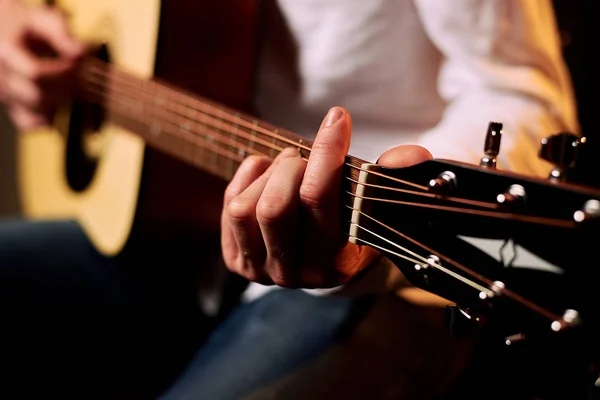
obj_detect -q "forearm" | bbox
[418,91,570,177]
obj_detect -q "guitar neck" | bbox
[79,59,366,183]
[77,59,367,233]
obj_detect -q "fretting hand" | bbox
[221,106,432,288]
[0,1,83,131]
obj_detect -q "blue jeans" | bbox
[0,219,362,399]
[160,289,360,400]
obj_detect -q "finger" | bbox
[299,106,351,242]
[257,151,305,286]
[222,155,272,275]
[377,144,432,168]
[28,7,83,58]
[8,105,47,131]
[0,40,74,83]
[3,72,43,110]
[226,149,299,270]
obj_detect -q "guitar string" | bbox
[347,192,574,229]
[83,60,314,151]
[78,79,554,324]
[82,60,600,216]
[81,74,450,197]
[347,223,495,296]
[345,177,499,210]
[80,67,575,228]
[347,206,562,321]
[82,61,438,191]
[81,77,575,230]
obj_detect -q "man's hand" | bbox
[0,1,83,130]
[221,106,432,288]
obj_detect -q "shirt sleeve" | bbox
[413,0,579,178]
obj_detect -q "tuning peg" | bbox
[504,333,526,346]
[480,122,503,168]
[428,171,456,195]
[573,199,600,224]
[539,132,586,182]
[496,184,527,210]
[550,309,581,332]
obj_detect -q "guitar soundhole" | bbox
[65,45,110,192]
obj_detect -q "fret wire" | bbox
[84,60,317,153]
[85,69,287,155]
[247,111,256,156]
[270,130,277,159]
[83,80,267,165]
[89,89,246,175]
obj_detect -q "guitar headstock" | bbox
[348,122,600,356]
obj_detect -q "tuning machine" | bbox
[496,184,527,210]
[574,199,600,224]
[480,122,503,168]
[550,309,582,333]
[539,132,586,183]
[428,171,456,195]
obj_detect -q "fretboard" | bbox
[79,59,366,208]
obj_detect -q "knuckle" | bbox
[299,184,324,210]
[310,135,344,157]
[256,195,287,225]
[226,197,255,222]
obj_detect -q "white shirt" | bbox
[225,0,578,303]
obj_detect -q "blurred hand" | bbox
[221,106,432,288]
[0,1,83,130]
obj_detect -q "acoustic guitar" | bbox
[16,0,600,398]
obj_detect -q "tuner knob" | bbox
[550,309,581,332]
[539,132,586,182]
[479,280,505,301]
[505,333,526,346]
[573,199,600,223]
[480,122,503,168]
[428,171,456,195]
[496,185,527,209]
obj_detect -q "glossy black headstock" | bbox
[347,123,600,389]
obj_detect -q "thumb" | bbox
[377,144,432,168]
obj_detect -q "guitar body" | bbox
[17,0,261,255]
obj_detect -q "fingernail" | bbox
[322,107,344,128]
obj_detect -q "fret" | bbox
[197,106,216,170]
[245,112,256,157]
[181,102,194,162]
[270,128,278,159]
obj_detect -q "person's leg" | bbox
[0,219,209,399]
[159,289,373,400]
